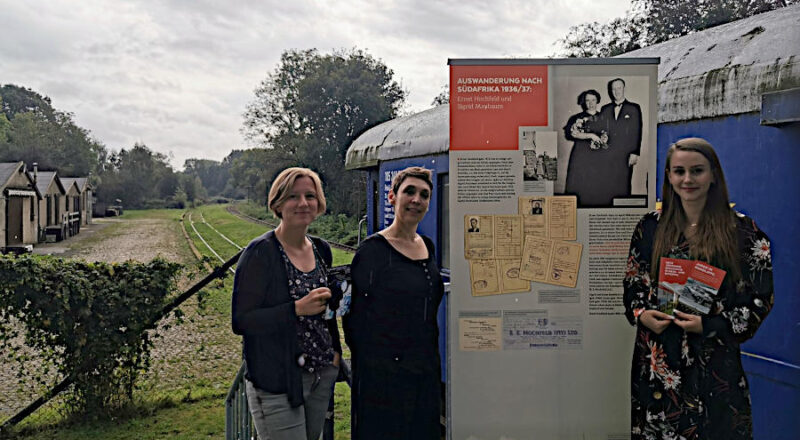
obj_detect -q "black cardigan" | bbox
[231,230,342,407]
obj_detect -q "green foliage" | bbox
[98,143,185,209]
[183,158,230,197]
[234,201,363,247]
[241,48,406,216]
[0,84,105,176]
[556,0,794,57]
[0,255,182,414]
[431,84,449,107]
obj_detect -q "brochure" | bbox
[656,258,693,314]
[324,264,351,319]
[677,261,726,315]
[657,258,726,315]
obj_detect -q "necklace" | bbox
[690,223,698,227]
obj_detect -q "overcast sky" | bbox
[1,0,632,169]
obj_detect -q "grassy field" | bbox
[8,205,355,439]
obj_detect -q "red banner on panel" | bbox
[449,65,548,150]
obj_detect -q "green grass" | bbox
[13,393,227,440]
[117,209,185,221]
[7,205,356,439]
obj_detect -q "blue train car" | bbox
[345,105,450,380]
[345,5,799,436]
[622,7,800,438]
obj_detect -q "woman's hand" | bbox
[295,287,331,316]
[673,310,703,334]
[639,310,674,334]
[333,352,341,367]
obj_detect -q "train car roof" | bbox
[620,4,800,122]
[345,104,448,170]
[346,4,799,167]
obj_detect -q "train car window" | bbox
[438,173,449,270]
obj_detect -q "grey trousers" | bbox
[245,364,338,440]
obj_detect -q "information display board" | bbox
[448,58,659,440]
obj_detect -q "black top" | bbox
[231,230,341,407]
[344,233,444,374]
[277,241,335,374]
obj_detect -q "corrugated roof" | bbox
[345,105,448,170]
[345,5,800,168]
[620,4,800,122]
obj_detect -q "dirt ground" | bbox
[2,215,241,421]
[33,217,188,263]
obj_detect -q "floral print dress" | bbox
[623,211,773,440]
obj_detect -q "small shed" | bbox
[35,170,67,242]
[61,177,92,225]
[62,179,81,236]
[0,162,40,251]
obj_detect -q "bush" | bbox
[0,255,182,414]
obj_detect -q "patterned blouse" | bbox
[623,210,773,440]
[277,241,335,374]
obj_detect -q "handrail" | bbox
[225,361,256,440]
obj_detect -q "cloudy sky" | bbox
[1,0,632,169]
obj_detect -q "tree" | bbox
[556,0,794,57]
[183,158,231,197]
[242,48,406,216]
[98,143,176,208]
[0,84,106,176]
[0,97,10,143]
[431,84,449,107]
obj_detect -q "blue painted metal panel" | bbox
[657,115,800,439]
[367,153,450,381]
[375,155,449,261]
[761,87,800,126]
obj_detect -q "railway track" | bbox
[225,204,358,252]
[184,206,356,276]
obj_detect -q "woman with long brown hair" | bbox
[623,138,773,439]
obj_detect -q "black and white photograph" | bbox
[553,74,651,208]
[467,216,480,233]
[520,129,557,182]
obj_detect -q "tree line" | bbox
[0,47,404,217]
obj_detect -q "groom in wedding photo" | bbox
[600,78,642,201]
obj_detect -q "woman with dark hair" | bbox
[564,89,611,207]
[344,166,444,440]
[623,138,773,439]
[231,167,341,440]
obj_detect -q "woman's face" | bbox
[389,176,431,225]
[276,176,319,228]
[668,150,714,206]
[585,94,598,112]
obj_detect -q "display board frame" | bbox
[447,57,659,440]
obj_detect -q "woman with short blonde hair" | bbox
[232,166,340,440]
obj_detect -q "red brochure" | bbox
[656,258,694,314]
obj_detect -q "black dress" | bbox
[344,233,444,440]
[623,211,773,439]
[564,110,612,207]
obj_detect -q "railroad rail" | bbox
[226,204,358,252]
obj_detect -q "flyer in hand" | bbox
[677,261,726,315]
[657,258,726,315]
[324,264,352,319]
[656,258,694,314]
